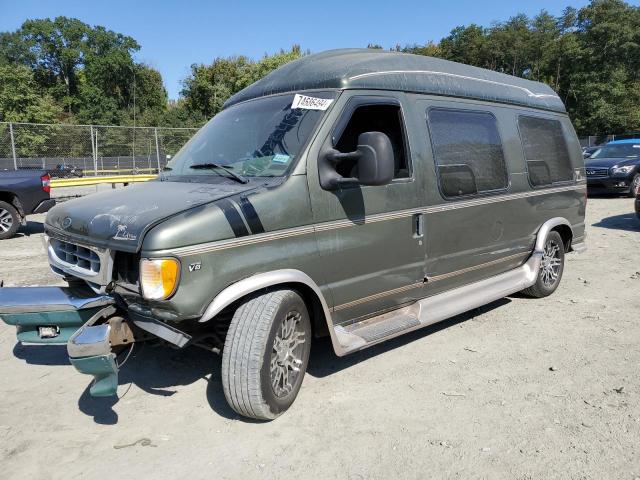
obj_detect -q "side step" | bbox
[333,252,541,355]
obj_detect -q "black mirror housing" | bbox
[319,131,395,190]
[354,132,394,186]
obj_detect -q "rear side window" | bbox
[518,116,573,187]
[427,108,508,198]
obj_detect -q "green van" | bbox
[0,49,586,420]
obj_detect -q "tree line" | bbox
[1,0,638,136]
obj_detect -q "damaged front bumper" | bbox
[0,286,191,397]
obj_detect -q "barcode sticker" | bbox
[291,94,333,111]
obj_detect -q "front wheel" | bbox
[627,174,640,198]
[221,289,311,420]
[522,231,565,298]
[0,201,20,240]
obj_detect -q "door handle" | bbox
[413,213,424,238]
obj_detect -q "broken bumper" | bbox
[0,286,114,344]
[0,285,190,397]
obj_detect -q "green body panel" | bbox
[3,308,102,344]
[36,54,585,344]
[138,89,585,329]
[69,354,118,397]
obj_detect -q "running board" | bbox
[333,252,542,355]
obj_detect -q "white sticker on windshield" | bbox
[291,94,333,111]
[272,154,291,164]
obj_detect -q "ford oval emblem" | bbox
[62,217,73,230]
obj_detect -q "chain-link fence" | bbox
[579,132,640,147]
[0,122,199,176]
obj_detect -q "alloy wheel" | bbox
[0,207,13,233]
[270,310,306,397]
[540,239,562,287]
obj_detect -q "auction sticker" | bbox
[291,94,333,110]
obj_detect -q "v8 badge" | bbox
[188,261,202,273]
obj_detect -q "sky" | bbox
[0,0,626,100]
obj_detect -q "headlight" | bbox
[140,258,180,300]
[611,165,635,175]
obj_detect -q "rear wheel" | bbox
[522,231,565,298]
[0,201,19,240]
[221,289,311,420]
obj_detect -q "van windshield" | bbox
[165,92,336,179]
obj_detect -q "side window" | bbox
[518,116,573,187]
[335,104,410,179]
[427,108,508,198]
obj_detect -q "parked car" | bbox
[636,188,640,220]
[582,146,599,158]
[48,164,84,178]
[0,49,587,419]
[0,169,54,239]
[585,139,640,197]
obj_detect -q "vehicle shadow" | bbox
[306,298,510,378]
[592,213,640,232]
[12,343,69,366]
[16,297,510,425]
[15,220,45,237]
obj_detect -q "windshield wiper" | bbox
[189,163,249,184]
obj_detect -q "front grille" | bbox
[586,167,609,178]
[113,251,140,286]
[49,238,101,275]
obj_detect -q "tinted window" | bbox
[427,109,508,198]
[518,116,573,186]
[335,104,410,179]
[590,144,640,159]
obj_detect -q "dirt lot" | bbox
[1,196,639,480]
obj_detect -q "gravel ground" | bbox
[0,196,639,480]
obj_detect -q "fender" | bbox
[535,217,573,252]
[198,269,344,355]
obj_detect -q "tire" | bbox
[627,174,640,198]
[221,289,311,420]
[522,231,565,298]
[0,201,20,240]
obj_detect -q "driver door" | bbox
[307,92,427,326]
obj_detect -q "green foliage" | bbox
[181,46,303,118]
[0,64,61,123]
[2,2,640,137]
[402,1,640,135]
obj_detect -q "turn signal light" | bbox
[140,258,180,300]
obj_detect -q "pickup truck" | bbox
[0,169,55,239]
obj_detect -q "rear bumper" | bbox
[32,198,56,214]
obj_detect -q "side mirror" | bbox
[319,131,395,190]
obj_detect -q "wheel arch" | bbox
[200,269,339,350]
[535,217,573,253]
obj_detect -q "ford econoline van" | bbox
[0,49,586,420]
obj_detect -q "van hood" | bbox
[45,179,259,252]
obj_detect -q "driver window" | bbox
[335,104,410,179]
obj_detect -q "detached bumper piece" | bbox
[1,285,192,398]
[68,321,119,397]
[0,286,114,344]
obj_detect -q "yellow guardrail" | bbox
[51,174,157,188]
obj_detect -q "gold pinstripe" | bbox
[165,183,585,257]
[331,251,529,312]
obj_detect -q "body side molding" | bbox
[198,217,576,357]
